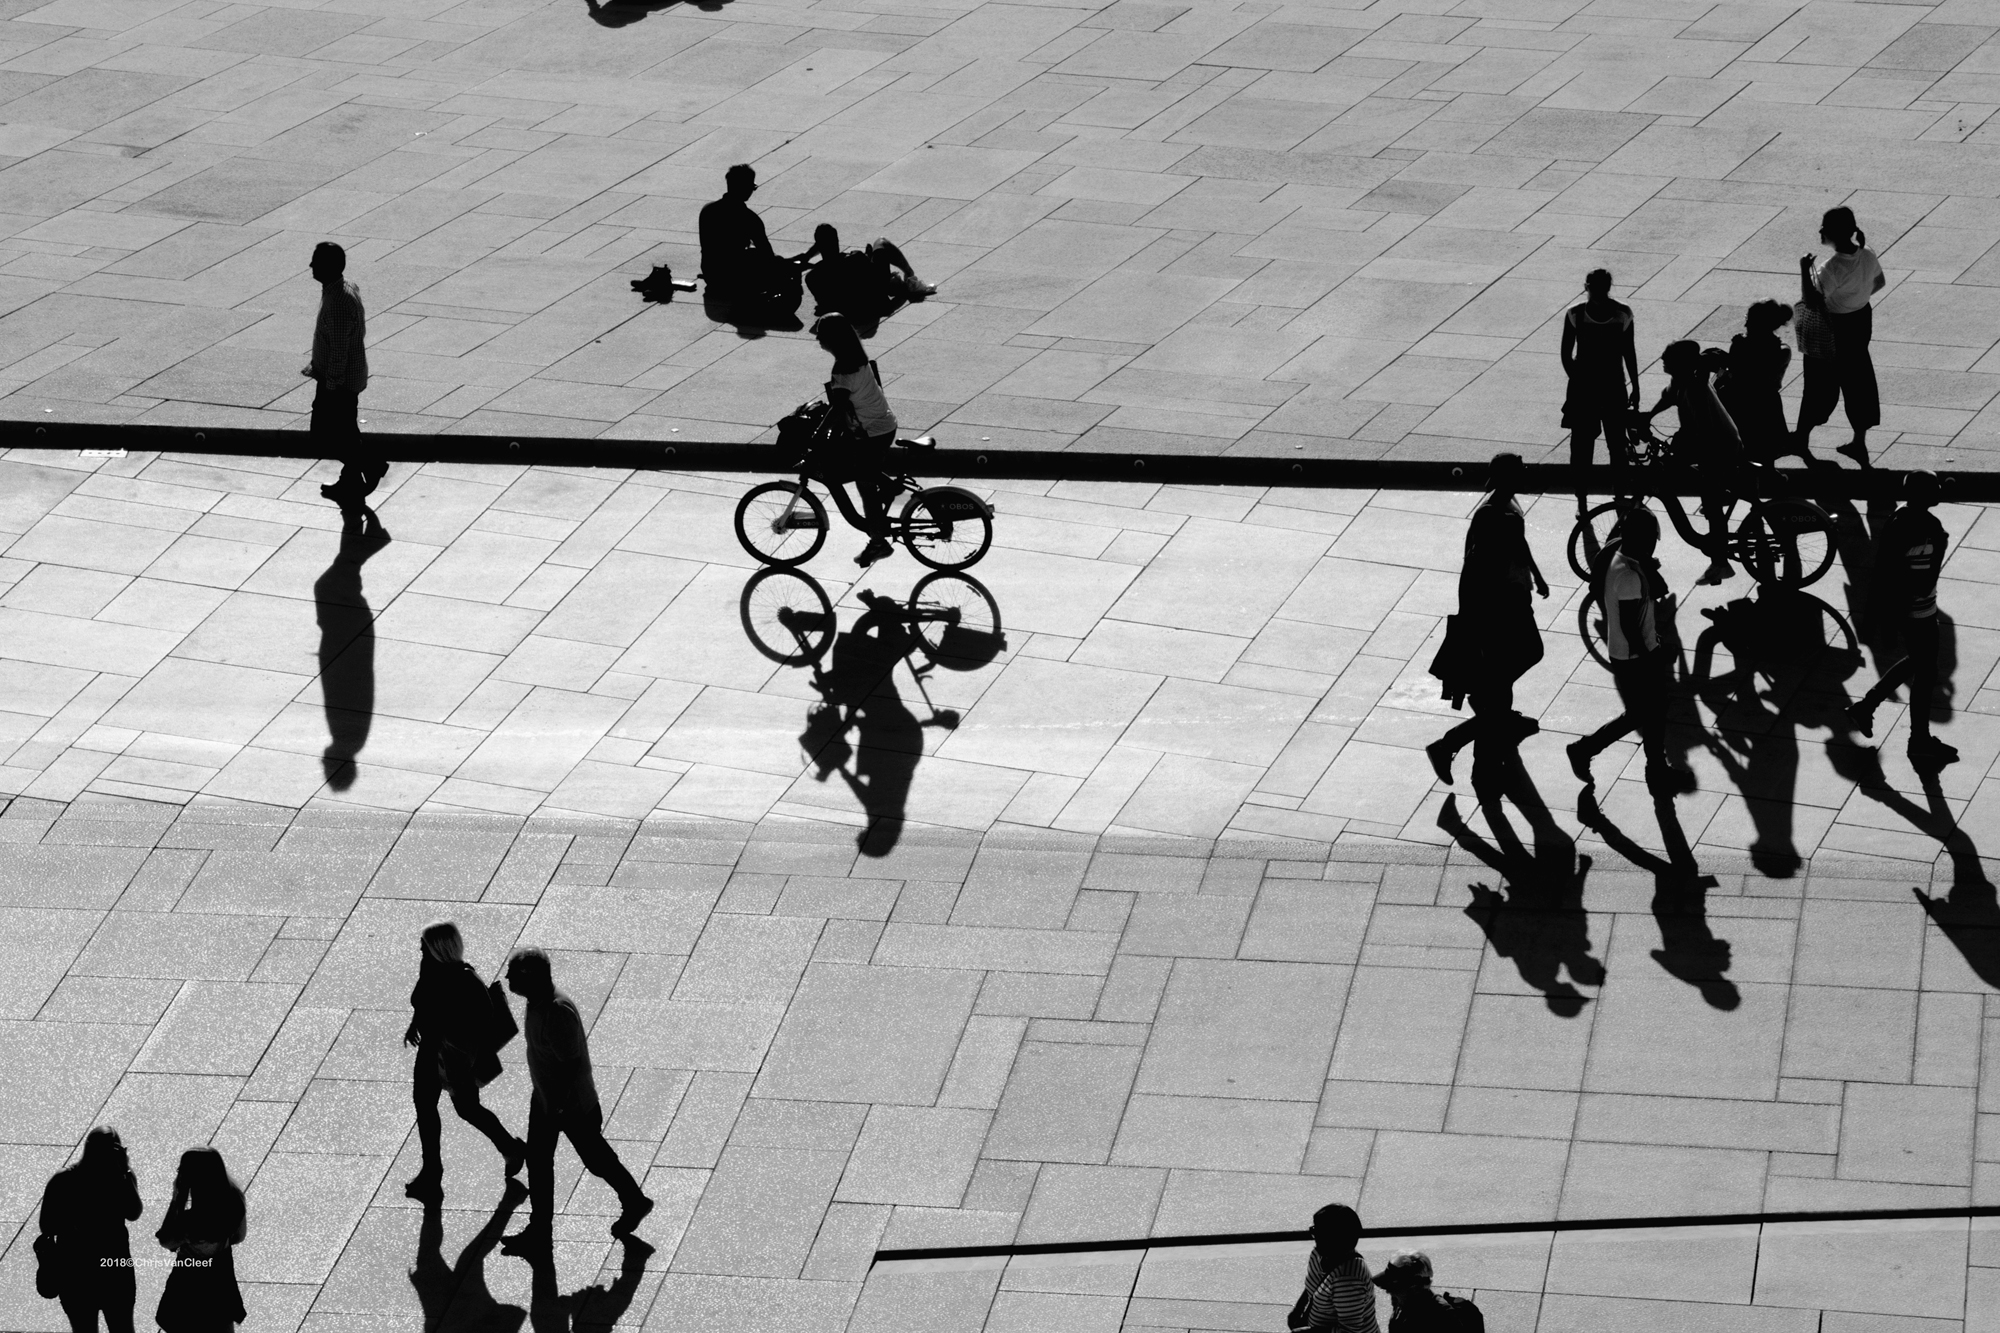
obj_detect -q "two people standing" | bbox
[37,1133,249,1333]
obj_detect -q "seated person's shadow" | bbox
[584,0,728,22]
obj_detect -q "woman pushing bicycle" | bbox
[1639,339,1744,586]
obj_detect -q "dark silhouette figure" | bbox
[1720,300,1797,466]
[521,1233,652,1333]
[1426,453,1547,792]
[404,922,526,1203]
[1577,786,1739,1010]
[315,502,389,789]
[410,1179,527,1333]
[698,164,804,332]
[1849,471,1957,769]
[39,1127,142,1333]
[1799,205,1884,467]
[1568,506,1682,792]
[1689,588,1862,878]
[1641,340,1742,586]
[501,949,651,1253]
[1440,755,1604,1016]
[1293,1204,1378,1333]
[799,224,935,332]
[1560,267,1639,511]
[153,1147,247,1333]
[799,589,960,857]
[304,241,385,504]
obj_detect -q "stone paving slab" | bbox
[0,795,1995,1332]
[3,1,2000,470]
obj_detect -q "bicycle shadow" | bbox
[1578,785,1740,1010]
[1688,586,1863,878]
[1438,747,1604,1017]
[739,569,1006,857]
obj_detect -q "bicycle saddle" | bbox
[895,436,936,451]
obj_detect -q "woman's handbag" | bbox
[485,979,518,1054]
[32,1233,59,1299]
[1428,614,1476,708]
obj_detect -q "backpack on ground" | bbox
[630,264,697,303]
[1434,1291,1483,1333]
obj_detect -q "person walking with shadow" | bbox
[501,948,652,1253]
[1849,471,1957,769]
[404,921,527,1203]
[1289,1203,1378,1333]
[1426,453,1547,790]
[152,1147,246,1333]
[1720,300,1797,467]
[1559,268,1639,515]
[1800,206,1884,468]
[304,242,385,506]
[698,164,806,326]
[1567,506,1680,793]
[37,1127,143,1333]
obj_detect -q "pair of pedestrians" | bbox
[1291,1204,1482,1332]
[405,923,653,1250]
[37,1133,247,1333]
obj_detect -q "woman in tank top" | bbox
[1559,268,1639,515]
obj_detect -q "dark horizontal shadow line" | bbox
[6,421,1994,500]
[870,1205,2000,1267]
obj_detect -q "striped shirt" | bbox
[311,279,368,393]
[1303,1250,1380,1333]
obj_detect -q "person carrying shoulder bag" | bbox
[404,921,526,1202]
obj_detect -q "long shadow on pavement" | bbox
[1578,786,1740,1011]
[412,1178,526,1332]
[315,503,391,791]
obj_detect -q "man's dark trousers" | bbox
[311,383,385,495]
[525,1097,642,1226]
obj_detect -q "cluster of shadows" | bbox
[1446,482,1984,1014]
[739,568,1005,858]
[410,1180,651,1331]
[314,503,391,791]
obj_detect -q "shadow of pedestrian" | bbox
[411,1178,527,1332]
[1439,751,1605,1016]
[315,503,390,790]
[1578,786,1740,1010]
[526,1234,652,1333]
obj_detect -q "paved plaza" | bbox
[7,0,2000,1328]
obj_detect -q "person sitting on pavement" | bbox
[800,224,935,322]
[1372,1251,1484,1333]
[1292,1203,1378,1333]
[697,164,805,319]
[1642,339,1742,585]
[814,313,900,569]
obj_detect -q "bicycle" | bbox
[1565,418,1836,590]
[734,435,994,572]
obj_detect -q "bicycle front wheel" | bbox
[1733,498,1835,589]
[900,486,993,571]
[735,481,827,567]
[1567,500,1626,584]
[907,571,1006,668]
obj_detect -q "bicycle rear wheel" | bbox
[1732,497,1835,589]
[900,486,993,571]
[1577,588,1613,670]
[740,567,836,665]
[1567,500,1626,584]
[907,571,1006,669]
[735,480,827,567]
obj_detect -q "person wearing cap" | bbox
[1849,470,1956,769]
[1290,1204,1378,1333]
[1373,1250,1484,1333]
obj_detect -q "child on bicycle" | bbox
[812,313,899,567]
[1642,340,1743,586]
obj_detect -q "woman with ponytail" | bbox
[404,920,525,1202]
[1800,206,1885,466]
[153,1147,246,1332]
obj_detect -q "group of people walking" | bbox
[36,925,651,1333]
